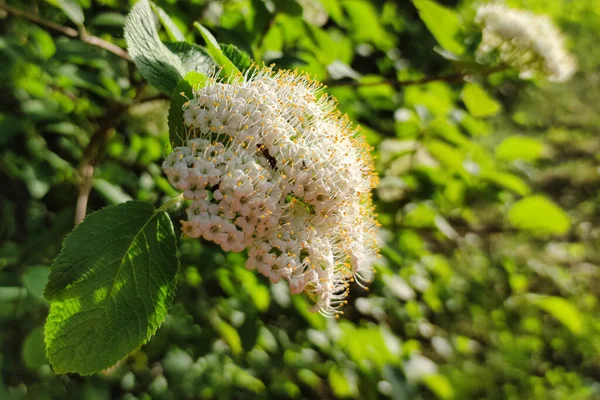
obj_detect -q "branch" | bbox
[75,103,126,224]
[325,65,510,89]
[0,3,131,61]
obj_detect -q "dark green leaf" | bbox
[222,44,254,73]
[44,201,179,375]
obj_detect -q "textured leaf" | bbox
[44,201,179,375]
[412,0,465,55]
[124,0,184,95]
[508,195,570,235]
[168,72,208,147]
[222,44,254,73]
[527,295,583,334]
[150,3,185,41]
[461,83,501,117]
[193,22,241,78]
[164,42,215,75]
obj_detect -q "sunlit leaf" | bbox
[44,201,179,375]
[526,295,583,334]
[496,136,544,162]
[461,83,501,117]
[412,0,465,55]
[508,195,570,235]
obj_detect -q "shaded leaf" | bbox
[151,3,185,41]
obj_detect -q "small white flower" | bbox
[476,3,576,82]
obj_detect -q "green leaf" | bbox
[47,0,85,26]
[44,201,179,375]
[423,374,454,400]
[168,71,208,147]
[329,367,358,398]
[461,83,501,117]
[412,0,465,55]
[164,42,215,75]
[496,136,544,162]
[526,295,583,334]
[150,3,185,42]
[222,44,254,73]
[22,266,50,299]
[481,170,531,196]
[22,326,48,371]
[508,195,571,235]
[124,0,184,95]
[193,22,241,78]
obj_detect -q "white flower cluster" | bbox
[162,67,379,315]
[476,3,576,82]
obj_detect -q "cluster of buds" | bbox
[163,67,379,315]
[476,3,576,82]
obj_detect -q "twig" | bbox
[325,65,510,88]
[74,103,126,224]
[0,2,131,61]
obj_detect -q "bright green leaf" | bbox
[508,195,571,235]
[496,136,544,162]
[329,367,357,398]
[193,22,242,78]
[44,201,179,375]
[527,295,583,334]
[412,0,465,55]
[461,83,501,117]
[423,374,454,400]
[481,170,531,196]
[124,0,184,95]
[150,3,185,41]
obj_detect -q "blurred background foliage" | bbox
[1,0,599,398]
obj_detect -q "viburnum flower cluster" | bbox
[475,3,576,82]
[162,67,379,315]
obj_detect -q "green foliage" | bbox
[1,0,599,398]
[44,201,179,374]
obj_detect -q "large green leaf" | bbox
[124,0,184,95]
[412,0,465,55]
[47,0,85,26]
[508,195,571,235]
[44,201,179,375]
